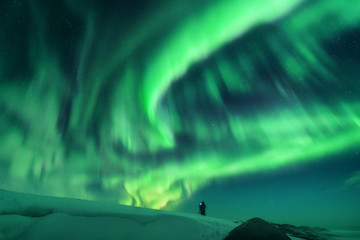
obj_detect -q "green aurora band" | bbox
[1,0,360,209]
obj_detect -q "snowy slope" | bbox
[1,189,358,240]
[0,189,237,240]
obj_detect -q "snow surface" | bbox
[1,189,359,240]
[0,189,237,240]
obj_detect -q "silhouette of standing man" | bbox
[199,201,206,216]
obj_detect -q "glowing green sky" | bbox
[1,0,360,227]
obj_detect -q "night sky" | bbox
[1,0,360,229]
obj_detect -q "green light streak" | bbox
[124,102,360,208]
[0,0,360,210]
[140,0,303,149]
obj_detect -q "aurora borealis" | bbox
[1,0,360,228]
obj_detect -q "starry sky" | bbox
[1,0,360,229]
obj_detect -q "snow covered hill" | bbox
[0,189,358,240]
[0,189,237,240]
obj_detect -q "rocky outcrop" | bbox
[274,223,336,240]
[224,218,290,240]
